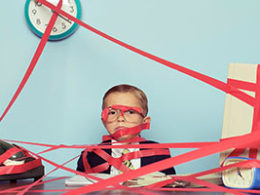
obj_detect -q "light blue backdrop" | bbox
[1,0,260,176]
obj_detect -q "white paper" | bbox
[65,173,112,186]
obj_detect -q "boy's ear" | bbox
[143,116,151,123]
[101,118,106,127]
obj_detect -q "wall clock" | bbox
[25,0,81,41]
[222,157,260,189]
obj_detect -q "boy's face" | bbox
[102,92,150,141]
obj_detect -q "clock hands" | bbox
[237,168,244,179]
[57,14,72,24]
[48,9,72,24]
[43,0,72,24]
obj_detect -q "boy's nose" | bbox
[117,112,125,121]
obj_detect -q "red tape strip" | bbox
[63,130,260,194]
[0,0,256,123]
[0,147,21,164]
[0,0,61,123]
[228,78,257,91]
[109,123,150,140]
[36,0,256,108]
[0,159,42,175]
[2,138,260,194]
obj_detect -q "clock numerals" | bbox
[34,0,42,7]
[32,9,37,15]
[62,22,66,29]
[52,27,58,32]
[44,24,60,33]
[36,18,41,25]
[69,6,74,13]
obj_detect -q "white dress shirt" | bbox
[110,140,140,175]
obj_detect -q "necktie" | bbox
[121,148,134,171]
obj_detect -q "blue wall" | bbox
[1,0,260,176]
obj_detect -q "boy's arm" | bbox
[76,152,85,172]
[76,148,111,173]
[140,140,176,175]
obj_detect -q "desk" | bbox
[0,177,230,195]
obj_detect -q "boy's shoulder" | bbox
[100,140,112,144]
[140,140,159,144]
[99,139,160,144]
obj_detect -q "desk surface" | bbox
[0,177,231,195]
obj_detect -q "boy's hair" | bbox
[102,84,148,116]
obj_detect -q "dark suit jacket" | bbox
[77,140,176,175]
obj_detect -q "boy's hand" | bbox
[122,179,138,186]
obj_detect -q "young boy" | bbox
[77,84,175,175]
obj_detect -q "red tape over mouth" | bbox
[108,123,150,140]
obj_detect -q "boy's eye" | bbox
[108,110,116,115]
[125,110,137,114]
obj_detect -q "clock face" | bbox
[222,158,253,189]
[25,0,81,40]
